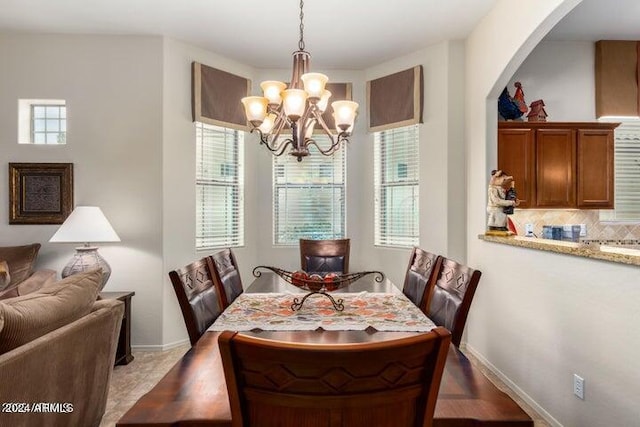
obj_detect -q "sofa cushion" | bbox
[0,261,10,291]
[0,244,41,287]
[0,268,101,355]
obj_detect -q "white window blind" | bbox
[600,119,640,222]
[196,122,244,249]
[374,125,419,247]
[273,137,346,245]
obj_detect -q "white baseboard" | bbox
[132,338,189,352]
[464,343,563,427]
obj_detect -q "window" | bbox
[374,125,419,247]
[273,137,346,245]
[600,119,640,222]
[195,122,244,249]
[18,99,66,144]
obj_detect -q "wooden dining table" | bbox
[117,272,533,427]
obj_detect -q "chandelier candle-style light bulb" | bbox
[261,81,287,106]
[241,96,268,126]
[317,90,332,113]
[331,100,358,131]
[259,113,277,134]
[282,89,308,121]
[241,0,359,161]
[301,73,328,101]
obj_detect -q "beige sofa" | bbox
[0,269,124,427]
[0,243,57,299]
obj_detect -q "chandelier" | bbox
[241,0,359,162]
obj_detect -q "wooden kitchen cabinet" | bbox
[498,122,618,209]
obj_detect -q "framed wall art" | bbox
[9,163,74,224]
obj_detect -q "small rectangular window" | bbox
[18,99,66,144]
[195,122,244,249]
[374,125,420,247]
[600,118,640,222]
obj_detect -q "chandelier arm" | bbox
[305,138,342,157]
[314,111,340,140]
[273,138,295,157]
[269,114,289,143]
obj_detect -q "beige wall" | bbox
[467,0,640,425]
[0,34,165,346]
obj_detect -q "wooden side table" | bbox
[100,291,135,366]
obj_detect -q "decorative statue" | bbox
[486,170,520,232]
[513,82,528,114]
[497,87,524,121]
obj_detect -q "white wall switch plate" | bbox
[580,224,587,237]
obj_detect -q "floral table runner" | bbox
[208,292,435,332]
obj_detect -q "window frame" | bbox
[195,122,245,250]
[599,118,640,223]
[374,124,420,248]
[272,138,347,246]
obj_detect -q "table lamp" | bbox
[49,206,120,290]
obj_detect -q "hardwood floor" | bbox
[100,343,551,427]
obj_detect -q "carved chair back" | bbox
[402,247,442,313]
[299,238,350,274]
[169,257,224,346]
[427,258,482,347]
[208,248,243,309]
[219,327,451,427]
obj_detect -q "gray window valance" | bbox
[192,62,250,131]
[367,65,423,132]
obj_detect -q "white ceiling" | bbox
[0,0,498,69]
[1,0,639,70]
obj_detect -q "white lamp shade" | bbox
[241,96,268,125]
[282,89,308,120]
[260,81,286,105]
[49,206,120,243]
[301,73,328,100]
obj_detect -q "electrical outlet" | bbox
[573,374,585,400]
[525,223,534,236]
[580,224,587,237]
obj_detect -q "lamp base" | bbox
[61,247,111,291]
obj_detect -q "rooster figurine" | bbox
[513,82,528,114]
[498,87,524,120]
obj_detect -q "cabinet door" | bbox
[536,128,576,208]
[497,128,536,208]
[577,129,614,208]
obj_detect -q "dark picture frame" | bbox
[9,163,74,224]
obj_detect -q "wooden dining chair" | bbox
[426,258,482,347]
[169,257,224,346]
[402,247,443,313]
[299,238,350,274]
[219,327,451,427]
[208,248,243,309]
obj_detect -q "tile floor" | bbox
[100,344,551,427]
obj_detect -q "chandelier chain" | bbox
[298,0,305,51]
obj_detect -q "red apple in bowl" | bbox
[291,270,308,286]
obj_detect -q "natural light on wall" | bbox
[18,99,67,144]
[599,116,640,222]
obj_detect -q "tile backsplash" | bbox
[510,210,640,241]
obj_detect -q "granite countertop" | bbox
[478,234,640,267]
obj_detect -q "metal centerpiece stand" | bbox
[252,266,384,312]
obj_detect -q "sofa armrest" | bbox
[0,299,124,427]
